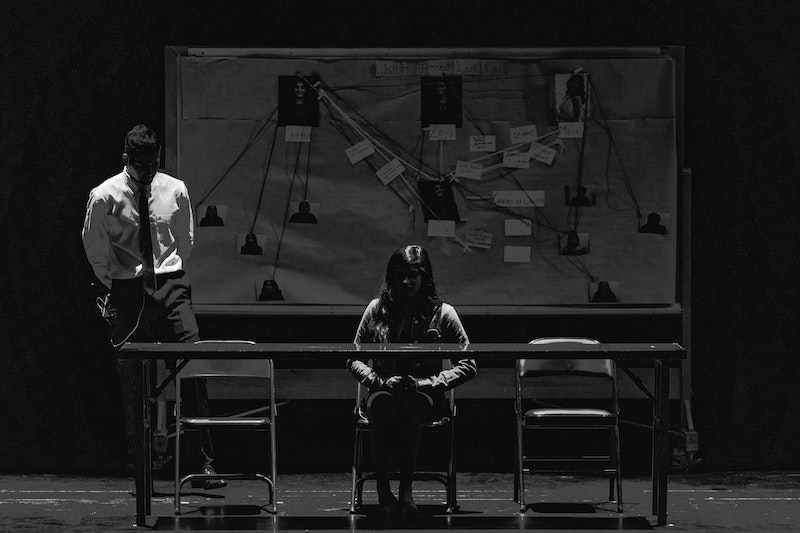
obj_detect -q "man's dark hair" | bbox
[124,124,160,156]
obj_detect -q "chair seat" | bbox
[355,409,452,428]
[524,408,613,426]
[182,416,271,429]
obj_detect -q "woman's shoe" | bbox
[190,465,227,490]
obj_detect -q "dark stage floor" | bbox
[1,471,799,531]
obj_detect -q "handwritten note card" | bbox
[504,246,531,263]
[493,190,545,208]
[427,220,456,237]
[469,135,496,152]
[509,124,538,144]
[345,140,375,164]
[374,60,427,77]
[455,160,483,180]
[454,59,507,76]
[503,152,530,169]
[528,142,557,165]
[285,126,312,143]
[504,218,532,236]
[429,124,456,141]
[427,59,455,76]
[376,158,405,185]
[466,229,492,249]
[558,122,585,139]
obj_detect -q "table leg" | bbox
[652,359,670,526]
[145,359,153,516]
[135,359,148,526]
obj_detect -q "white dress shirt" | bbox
[82,168,194,289]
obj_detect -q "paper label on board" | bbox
[503,152,530,169]
[455,160,483,180]
[493,190,545,208]
[509,124,538,144]
[504,246,531,263]
[427,220,456,237]
[285,126,312,143]
[466,229,492,249]
[429,124,456,141]
[504,219,532,236]
[427,59,455,76]
[345,140,375,164]
[558,122,584,139]
[376,158,405,185]
[528,142,557,165]
[469,135,496,152]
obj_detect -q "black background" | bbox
[1,0,798,474]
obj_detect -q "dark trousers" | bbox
[111,273,213,472]
[366,391,444,487]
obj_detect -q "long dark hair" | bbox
[373,244,441,334]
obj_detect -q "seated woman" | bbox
[347,244,477,517]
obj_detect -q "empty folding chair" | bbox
[174,340,277,515]
[515,337,622,513]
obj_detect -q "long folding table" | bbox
[118,341,685,527]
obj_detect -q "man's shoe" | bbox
[377,487,399,516]
[399,483,418,518]
[190,466,227,490]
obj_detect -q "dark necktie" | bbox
[138,185,156,294]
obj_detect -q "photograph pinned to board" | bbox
[277,74,321,127]
[550,70,591,123]
[420,76,463,127]
[418,179,460,222]
[237,232,266,256]
[256,279,284,301]
[289,200,320,224]
[639,211,670,235]
[198,204,227,226]
[564,185,597,207]
[589,280,620,303]
[559,230,590,256]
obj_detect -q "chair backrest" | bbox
[179,340,272,379]
[520,337,612,378]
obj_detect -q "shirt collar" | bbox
[124,167,155,193]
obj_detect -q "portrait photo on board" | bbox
[639,211,670,235]
[418,179,460,222]
[559,230,590,256]
[564,185,597,207]
[237,232,265,256]
[198,204,227,227]
[550,71,591,124]
[589,280,620,303]
[256,279,284,301]
[288,200,319,224]
[420,76,463,128]
[277,75,320,127]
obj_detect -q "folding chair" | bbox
[174,340,277,515]
[515,337,622,513]
[350,359,457,514]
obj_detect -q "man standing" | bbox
[82,124,224,489]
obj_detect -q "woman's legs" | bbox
[397,393,426,516]
[367,394,399,514]
[367,391,430,516]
